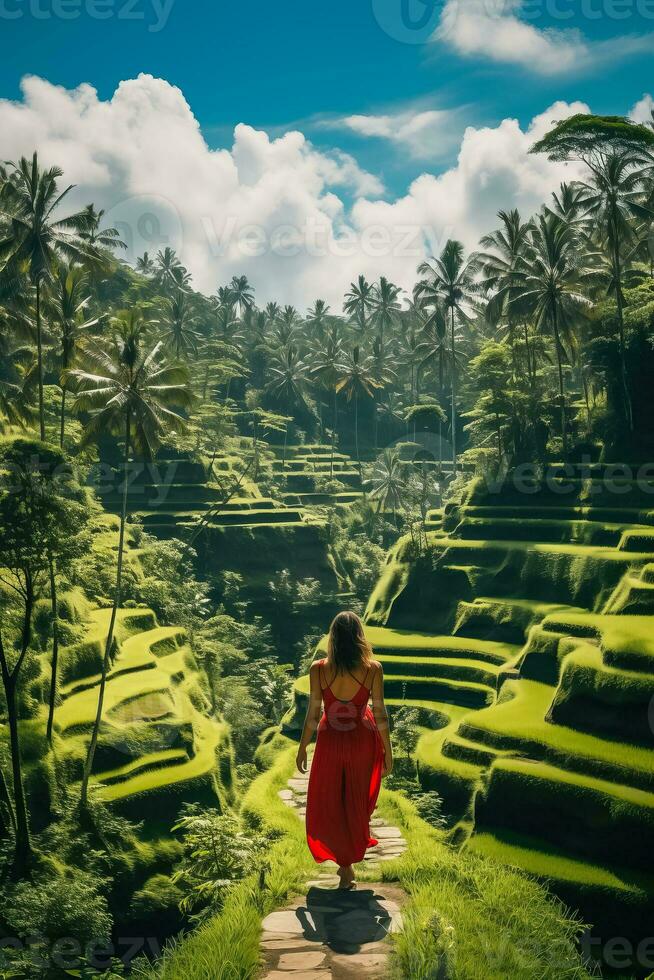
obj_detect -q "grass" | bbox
[150,741,314,980]
[49,604,235,819]
[150,738,595,980]
[468,830,650,894]
[374,792,595,980]
[356,477,654,956]
[457,679,654,790]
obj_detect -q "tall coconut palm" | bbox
[161,289,202,358]
[229,275,254,317]
[476,209,533,380]
[264,300,280,324]
[575,150,654,429]
[136,252,155,276]
[155,247,190,292]
[0,152,94,439]
[78,205,126,252]
[305,299,330,339]
[265,344,311,414]
[513,213,591,456]
[47,263,100,447]
[344,275,375,334]
[415,240,478,469]
[336,345,380,474]
[369,447,405,524]
[370,277,402,346]
[266,345,312,466]
[269,306,300,349]
[309,324,345,476]
[66,312,191,806]
[369,337,398,449]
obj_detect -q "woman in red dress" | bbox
[296,611,393,889]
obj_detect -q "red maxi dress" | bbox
[306,659,384,866]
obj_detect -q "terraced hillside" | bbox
[288,465,654,956]
[99,444,364,541]
[37,601,234,829]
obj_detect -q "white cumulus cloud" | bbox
[0,75,593,307]
[333,107,463,160]
[629,92,654,124]
[433,0,653,75]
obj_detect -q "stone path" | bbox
[260,760,407,979]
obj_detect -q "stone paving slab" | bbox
[260,759,407,979]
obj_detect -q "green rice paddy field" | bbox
[287,471,654,960]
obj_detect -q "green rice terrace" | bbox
[5,124,654,980]
[102,444,366,539]
[287,467,654,950]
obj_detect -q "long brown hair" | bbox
[326,611,373,674]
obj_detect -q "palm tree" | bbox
[575,150,654,429]
[47,263,100,447]
[547,182,591,230]
[371,277,401,346]
[309,324,344,476]
[269,306,300,349]
[336,345,380,474]
[155,247,190,292]
[369,336,398,449]
[266,344,311,413]
[136,252,155,276]
[476,209,533,380]
[79,205,126,252]
[264,300,280,324]
[229,275,254,316]
[66,312,191,806]
[161,289,202,358]
[344,275,375,333]
[0,152,93,439]
[415,240,478,469]
[513,213,591,455]
[398,300,427,420]
[305,299,330,341]
[265,345,312,467]
[0,302,35,430]
[369,448,405,524]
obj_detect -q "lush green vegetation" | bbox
[1,112,654,977]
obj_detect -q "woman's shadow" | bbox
[295,885,393,954]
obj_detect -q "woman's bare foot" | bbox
[338,864,355,889]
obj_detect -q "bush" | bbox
[2,869,113,974]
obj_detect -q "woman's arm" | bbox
[370,662,393,776]
[295,661,323,773]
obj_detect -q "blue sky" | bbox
[0,0,652,305]
[1,0,652,193]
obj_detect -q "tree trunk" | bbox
[582,368,592,436]
[59,385,66,449]
[0,620,33,875]
[450,307,457,472]
[523,323,533,382]
[552,311,567,458]
[4,677,32,874]
[0,765,16,839]
[354,392,361,479]
[46,559,60,743]
[80,412,131,808]
[331,388,337,479]
[36,280,45,442]
[613,241,633,432]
